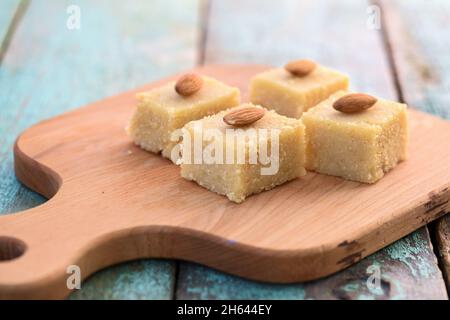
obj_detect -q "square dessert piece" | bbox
[127,74,240,162]
[249,60,349,118]
[303,91,408,183]
[180,103,306,203]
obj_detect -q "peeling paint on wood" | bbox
[177,229,447,300]
[69,260,176,300]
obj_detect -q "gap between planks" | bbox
[0,0,29,65]
[196,0,211,66]
[372,0,404,103]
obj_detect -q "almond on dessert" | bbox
[249,60,349,119]
[303,91,409,183]
[180,103,306,203]
[127,74,240,162]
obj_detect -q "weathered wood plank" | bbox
[0,0,199,299]
[379,0,450,118]
[380,0,450,292]
[435,218,450,291]
[176,0,448,299]
[204,0,396,99]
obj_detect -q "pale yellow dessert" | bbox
[127,75,240,162]
[180,104,306,203]
[249,62,349,119]
[303,91,408,183]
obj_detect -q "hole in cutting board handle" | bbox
[0,236,27,261]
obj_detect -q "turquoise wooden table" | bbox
[1,0,449,300]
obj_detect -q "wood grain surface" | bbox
[177,0,448,299]
[1,64,450,299]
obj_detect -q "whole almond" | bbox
[333,93,378,113]
[175,73,203,96]
[223,106,265,127]
[285,59,317,77]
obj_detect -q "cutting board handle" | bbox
[0,147,139,299]
[0,194,73,299]
[0,141,85,298]
[0,190,159,299]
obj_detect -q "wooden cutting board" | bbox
[1,64,450,299]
